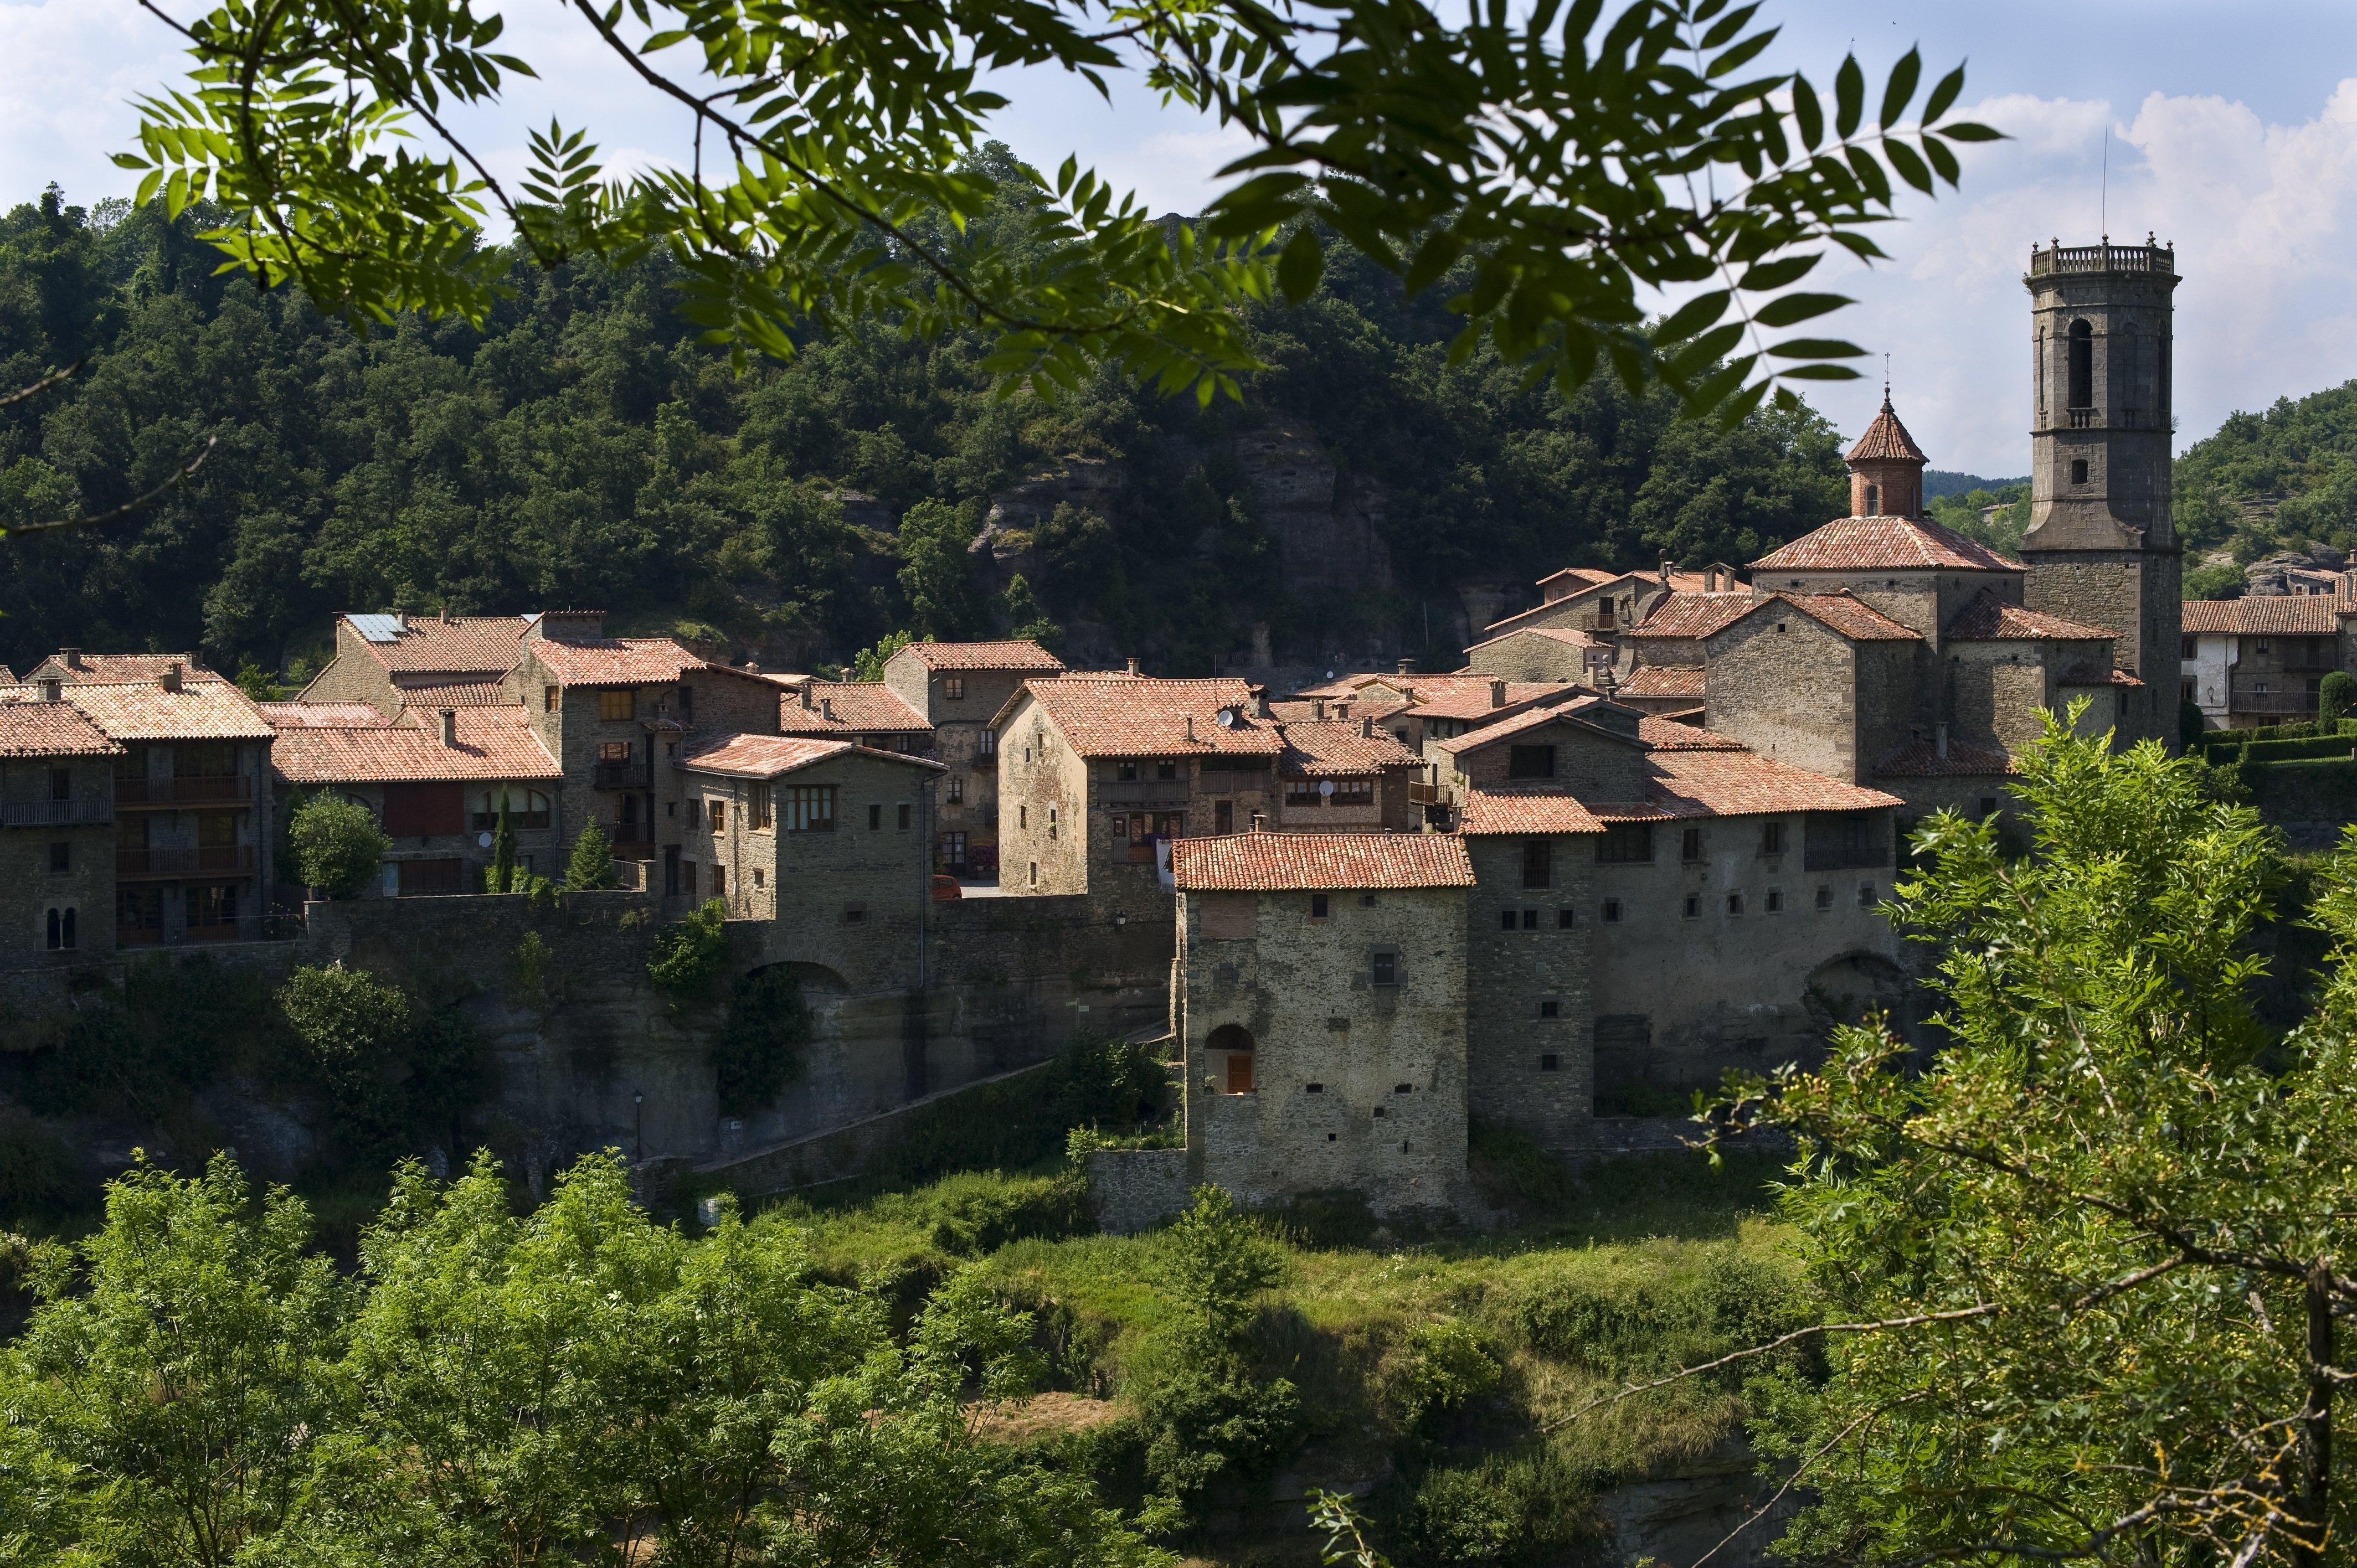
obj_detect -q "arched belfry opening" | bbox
[1864,482,1880,515]
[1206,1022,1256,1092]
[2067,318,2094,410]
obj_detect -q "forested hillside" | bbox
[0,171,1847,679]
[2176,379,2357,561]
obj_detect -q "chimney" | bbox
[1359,715,1373,739]
[800,682,814,711]
[1935,722,1949,760]
[1126,657,1140,676]
[821,696,834,721]
[161,662,183,694]
[439,708,458,747]
[745,659,760,675]
[1489,679,1506,709]
[39,677,61,703]
[1396,658,1414,675]
[1314,698,1327,720]
[1184,714,1196,741]
[1659,559,1672,590]
[60,647,80,670]
[1250,811,1268,832]
[1249,685,1269,719]
[1704,566,1718,592]
[439,606,452,624]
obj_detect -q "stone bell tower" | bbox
[2020,235,2181,750]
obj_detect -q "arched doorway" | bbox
[1205,1022,1256,1093]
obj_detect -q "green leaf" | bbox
[1834,55,1864,140]
[1277,225,1324,306]
[1792,74,1823,149]
[1765,337,1866,359]
[1879,47,1921,129]
[1753,292,1851,327]
[1923,62,1967,125]
[1778,363,1861,379]
[1941,121,2004,142]
[1922,135,1961,185]
[1883,137,1933,194]
[1654,290,1732,345]
[1738,255,1818,292]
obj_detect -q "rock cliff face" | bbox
[1232,424,1393,598]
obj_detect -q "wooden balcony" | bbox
[116,775,252,808]
[116,845,255,879]
[593,759,652,790]
[1,795,112,827]
[2230,689,2318,715]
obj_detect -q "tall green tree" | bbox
[1682,712,2357,1565]
[119,2,1994,422]
[289,793,391,898]
[486,789,518,893]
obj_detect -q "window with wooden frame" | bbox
[1596,823,1654,863]
[1507,744,1556,779]
[709,799,726,831]
[948,775,964,803]
[599,740,631,762]
[783,786,834,831]
[598,688,635,721]
[1521,837,1552,888]
[944,676,964,700]
[544,684,559,712]
[749,784,772,830]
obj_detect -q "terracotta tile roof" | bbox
[47,678,276,741]
[1434,696,1644,755]
[1750,516,2021,574]
[1638,715,1742,750]
[2180,597,2345,636]
[259,702,393,730]
[1876,740,2018,778]
[1278,719,1423,776]
[1290,673,1411,700]
[2058,666,2144,687]
[272,708,560,783]
[1617,665,1705,698]
[394,681,518,708]
[1845,397,1929,465]
[678,733,945,778]
[344,614,532,674]
[1463,623,1600,654]
[526,636,704,687]
[1713,592,1921,643]
[1395,677,1579,721]
[1458,789,1605,835]
[776,681,933,737]
[1172,830,1475,890]
[1623,592,1757,641]
[1536,566,1620,592]
[30,651,218,684]
[1008,676,1283,757]
[0,667,13,683]
[1643,749,1903,819]
[899,639,1067,672]
[1944,592,2117,642]
[1647,704,1708,724]
[0,698,123,756]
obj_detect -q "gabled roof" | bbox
[1478,570,1719,636]
[524,637,704,687]
[1638,715,1741,750]
[1708,592,1921,644]
[1944,591,2116,642]
[1751,516,2021,574]
[1845,396,1929,465]
[1622,592,1757,641]
[1278,719,1423,777]
[43,678,276,741]
[679,733,945,779]
[393,680,518,708]
[1000,676,1283,757]
[0,698,123,757]
[894,639,1067,673]
[2058,665,2144,687]
[1876,739,2018,778]
[1643,749,1902,819]
[1535,566,1620,592]
[259,702,393,730]
[2181,597,2345,636]
[1615,666,1705,699]
[1172,831,1475,891]
[1458,789,1605,835]
[1462,623,1599,655]
[776,681,933,736]
[1434,695,1646,756]
[28,651,218,685]
[340,613,532,674]
[271,708,560,783]
[1392,676,1580,722]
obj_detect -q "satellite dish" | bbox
[477,832,494,849]
[1318,780,1335,798]
[1216,708,1237,728]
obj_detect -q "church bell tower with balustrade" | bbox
[2020,236,2181,750]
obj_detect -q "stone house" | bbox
[881,639,1066,878]
[14,667,281,948]
[773,679,934,754]
[296,612,536,716]
[0,693,123,965]
[2180,595,2354,729]
[1474,563,1735,649]
[673,733,947,994]
[1291,670,1584,758]
[993,675,1283,895]
[267,706,564,897]
[1458,624,1603,685]
[1272,717,1424,832]
[26,649,217,687]
[1174,831,1474,1217]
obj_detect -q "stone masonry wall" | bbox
[1462,834,1595,1152]
[1706,615,1859,780]
[1087,1147,1191,1234]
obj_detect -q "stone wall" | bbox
[1463,834,1594,1152]
[1086,1147,1191,1234]
[1705,613,1859,780]
[1,750,115,968]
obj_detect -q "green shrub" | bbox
[646,898,729,1003]
[1391,1449,1606,1567]
[563,819,614,890]
[289,794,390,898]
[2181,698,2209,747]
[1396,1319,1502,1428]
[277,964,488,1165]
[715,965,810,1113]
[21,957,274,1118]
[2323,670,2356,726]
[483,791,520,893]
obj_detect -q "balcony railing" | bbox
[2031,241,2175,276]
[116,844,255,878]
[1,795,112,827]
[2231,690,2319,715]
[593,760,652,790]
[116,775,252,807]
[1105,780,1190,807]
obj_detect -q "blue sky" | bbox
[7,2,2357,476]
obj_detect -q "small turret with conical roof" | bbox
[1845,388,1928,519]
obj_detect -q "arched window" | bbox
[44,905,75,951]
[2068,319,2094,409]
[1206,1022,1256,1093]
[1864,482,1880,514]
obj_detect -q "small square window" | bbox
[945,676,964,701]
[1521,909,1538,930]
[1978,796,1999,818]
[1680,827,1703,862]
[2071,458,2089,484]
[1766,886,1783,912]
[898,803,912,830]
[1311,893,1330,920]
[599,688,635,722]
[1156,760,1177,780]
[1371,948,1399,987]
[1539,999,1560,1019]
[1500,909,1518,931]
[1858,883,1877,908]
[47,842,69,874]
[842,901,864,923]
[1360,894,1377,907]
[1556,908,1574,929]
[1602,898,1622,923]
[1761,821,1785,855]
[1727,893,1744,916]
[1118,760,1138,781]
[1682,895,1700,919]
[1539,1053,1560,1072]
[1306,1082,1325,1094]
[1816,885,1835,910]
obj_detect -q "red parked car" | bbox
[931,874,962,901]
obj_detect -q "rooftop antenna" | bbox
[1883,350,1891,404]
[2101,118,2109,242]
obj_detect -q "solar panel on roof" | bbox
[349,613,405,644]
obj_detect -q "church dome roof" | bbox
[1846,397,1928,466]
